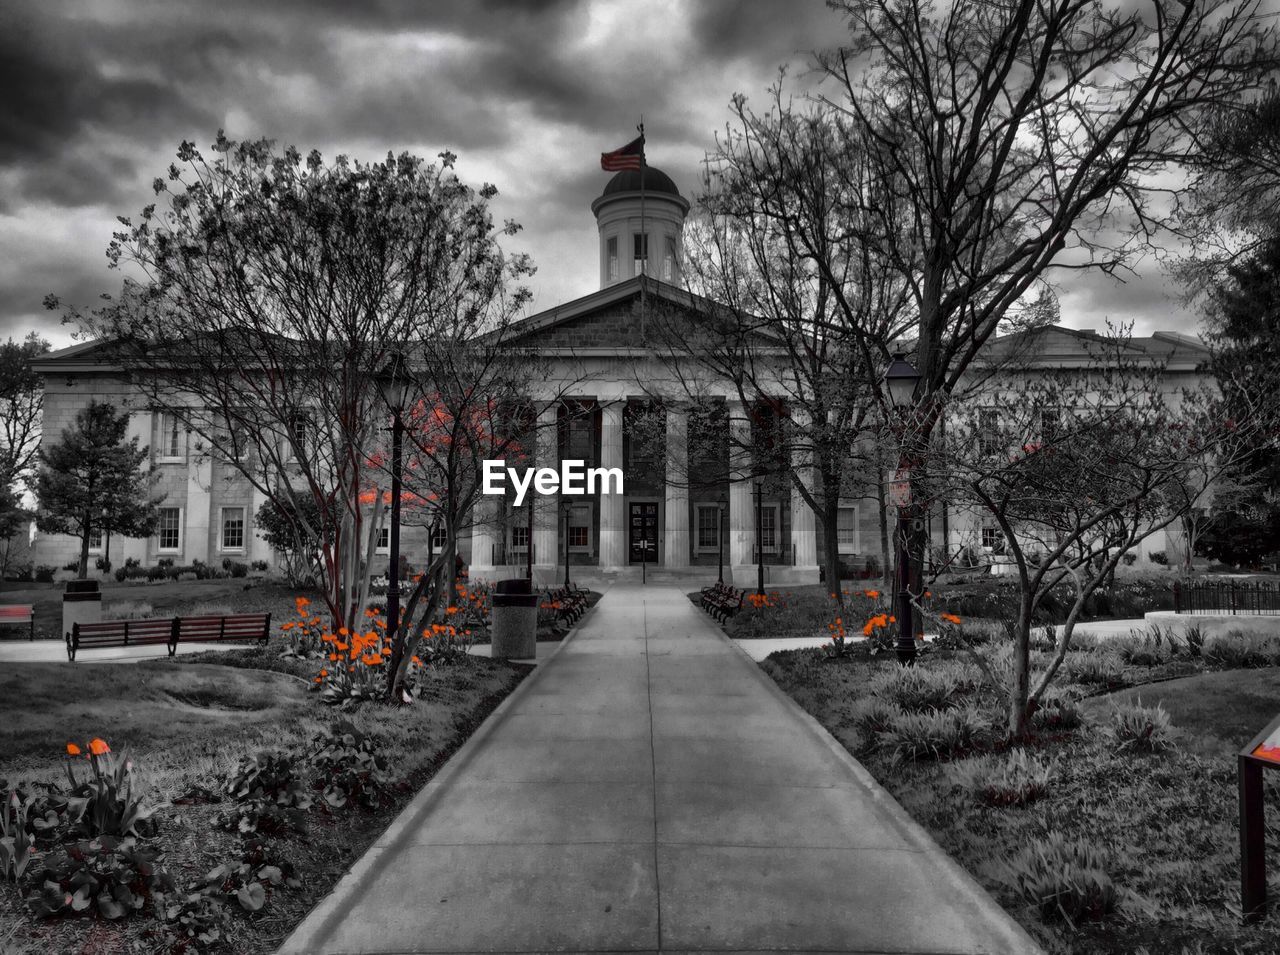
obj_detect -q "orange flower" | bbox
[88,738,110,756]
[66,742,81,756]
[329,653,338,662]
[338,627,349,636]
[319,669,328,677]
[940,612,963,625]
[445,606,459,615]
[411,655,422,665]
[314,675,323,683]
[864,589,880,599]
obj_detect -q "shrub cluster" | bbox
[997,832,1121,928]
[1201,631,1280,668]
[881,707,986,762]
[114,557,249,583]
[1107,701,1174,753]
[951,750,1055,807]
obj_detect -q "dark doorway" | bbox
[629,502,658,564]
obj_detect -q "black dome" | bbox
[601,167,682,198]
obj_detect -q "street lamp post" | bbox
[753,476,765,596]
[884,352,922,667]
[374,351,410,697]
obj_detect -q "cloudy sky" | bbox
[0,0,1257,349]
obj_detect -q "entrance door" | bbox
[629,502,658,563]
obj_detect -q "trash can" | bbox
[491,577,538,660]
[63,578,103,641]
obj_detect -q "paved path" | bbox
[280,584,1040,955]
[0,640,239,664]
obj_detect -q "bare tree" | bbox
[53,134,532,634]
[0,332,50,492]
[812,0,1278,639]
[648,87,915,593]
[929,328,1270,736]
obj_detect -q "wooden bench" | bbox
[542,586,589,626]
[0,605,35,641]
[700,583,744,623]
[66,612,271,661]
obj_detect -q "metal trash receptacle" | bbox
[491,577,538,660]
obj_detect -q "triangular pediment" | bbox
[500,276,782,354]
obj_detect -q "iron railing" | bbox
[1173,580,1280,616]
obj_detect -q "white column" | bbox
[664,404,689,567]
[532,401,559,575]
[728,403,755,579]
[247,484,271,567]
[598,401,627,570]
[121,409,151,565]
[469,495,500,578]
[790,408,819,575]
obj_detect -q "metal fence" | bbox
[1173,580,1280,615]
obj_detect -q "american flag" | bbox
[601,134,645,172]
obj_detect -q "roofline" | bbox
[590,189,691,217]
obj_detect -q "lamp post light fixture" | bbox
[753,476,765,596]
[884,352,921,666]
[374,350,410,697]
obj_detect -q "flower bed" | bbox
[0,643,527,952]
[761,632,1280,954]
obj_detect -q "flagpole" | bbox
[638,118,646,342]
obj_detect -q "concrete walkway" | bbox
[0,639,240,664]
[280,584,1040,955]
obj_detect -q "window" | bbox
[375,526,390,554]
[565,405,594,464]
[981,525,1002,551]
[663,236,679,282]
[759,503,780,554]
[978,407,1002,455]
[221,416,249,462]
[511,524,529,550]
[87,528,103,553]
[567,504,591,551]
[837,506,859,553]
[157,411,184,462]
[157,507,182,552]
[607,236,619,282]
[220,507,245,552]
[429,526,448,549]
[633,232,648,276]
[695,504,721,553]
[286,413,311,463]
[1038,405,1060,443]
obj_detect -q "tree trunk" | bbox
[821,501,842,601]
[1009,594,1035,739]
[876,470,891,584]
[78,513,92,579]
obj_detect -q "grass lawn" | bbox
[762,638,1280,954]
[0,577,304,641]
[0,652,528,954]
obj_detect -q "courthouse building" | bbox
[30,164,1210,584]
